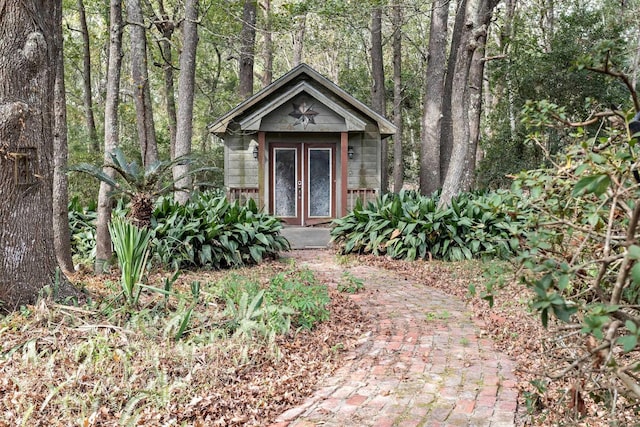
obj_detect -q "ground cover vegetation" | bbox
[0,253,365,426]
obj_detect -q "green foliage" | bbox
[67,191,290,272]
[219,267,329,331]
[337,271,364,294]
[502,109,640,400]
[68,196,97,264]
[70,148,219,227]
[267,268,330,330]
[331,190,527,262]
[108,217,152,306]
[480,3,631,189]
[151,191,290,269]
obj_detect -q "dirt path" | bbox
[271,250,519,427]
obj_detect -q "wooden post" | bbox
[258,131,265,209]
[341,131,348,216]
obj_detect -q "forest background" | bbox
[61,0,638,205]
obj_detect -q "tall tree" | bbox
[391,0,404,193]
[439,0,467,183]
[78,0,100,151]
[439,0,500,206]
[125,0,158,168]
[292,10,306,66]
[259,0,273,87]
[370,5,387,191]
[420,0,450,195]
[150,0,178,159]
[95,0,124,273]
[173,0,199,204]
[239,0,257,98]
[0,0,75,306]
[53,0,76,274]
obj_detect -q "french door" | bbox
[271,143,335,226]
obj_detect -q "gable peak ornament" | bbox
[289,101,318,129]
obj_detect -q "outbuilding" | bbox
[208,63,396,226]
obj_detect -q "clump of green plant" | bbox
[219,267,330,331]
[266,268,330,330]
[337,271,364,294]
[224,290,293,341]
[331,189,527,262]
[108,217,153,306]
[152,191,290,270]
[68,196,97,265]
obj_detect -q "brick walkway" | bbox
[271,250,519,427]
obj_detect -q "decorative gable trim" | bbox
[238,81,367,132]
[208,63,396,137]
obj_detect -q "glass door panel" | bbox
[273,148,298,218]
[307,148,331,217]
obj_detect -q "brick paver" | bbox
[272,250,518,427]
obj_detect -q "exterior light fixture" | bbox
[347,146,354,159]
[253,146,259,159]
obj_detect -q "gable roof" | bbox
[207,63,396,137]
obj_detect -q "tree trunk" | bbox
[292,12,306,66]
[151,0,177,159]
[95,0,124,273]
[0,0,75,307]
[439,0,499,207]
[370,6,387,192]
[260,0,273,88]
[125,0,158,168]
[53,1,76,274]
[173,0,199,204]
[391,0,404,193]
[78,0,100,152]
[239,0,257,99]
[420,0,450,195]
[440,0,467,182]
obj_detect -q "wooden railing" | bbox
[346,188,377,211]
[227,187,376,212]
[227,187,261,205]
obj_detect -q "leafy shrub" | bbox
[151,191,290,269]
[331,190,527,261]
[266,268,330,330]
[68,191,289,271]
[506,127,640,396]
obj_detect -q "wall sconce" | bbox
[252,146,259,159]
[347,146,354,159]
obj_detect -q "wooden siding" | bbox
[347,129,380,190]
[224,134,259,189]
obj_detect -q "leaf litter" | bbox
[1,250,638,426]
